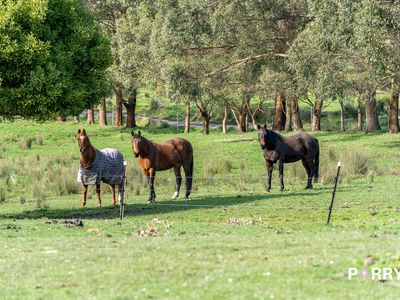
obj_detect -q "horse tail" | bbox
[184,154,194,199]
[188,155,194,191]
[314,138,319,183]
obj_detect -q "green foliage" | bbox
[0,0,112,120]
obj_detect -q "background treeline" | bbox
[2,0,400,134]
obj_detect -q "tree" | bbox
[0,0,112,120]
[86,0,153,128]
[99,98,108,126]
[149,0,309,132]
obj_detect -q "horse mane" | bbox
[138,135,155,156]
[265,129,283,150]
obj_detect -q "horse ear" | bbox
[131,130,134,136]
[138,130,141,137]
[77,129,81,134]
[82,129,86,136]
[263,124,267,130]
[257,124,261,130]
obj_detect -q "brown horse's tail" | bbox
[189,155,194,189]
[314,139,319,183]
[185,155,194,198]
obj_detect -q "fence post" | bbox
[327,161,341,224]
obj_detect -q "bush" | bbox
[20,137,33,150]
[51,166,80,196]
[341,149,371,176]
[32,182,47,209]
[0,188,5,203]
[125,164,147,195]
[36,135,44,146]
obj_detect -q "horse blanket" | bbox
[77,148,125,185]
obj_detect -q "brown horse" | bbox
[77,129,126,207]
[257,124,319,192]
[131,131,193,203]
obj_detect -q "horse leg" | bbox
[110,184,116,205]
[82,184,88,207]
[183,158,193,199]
[148,168,156,203]
[279,160,284,192]
[266,162,273,192]
[96,184,102,207]
[302,159,313,189]
[172,166,182,200]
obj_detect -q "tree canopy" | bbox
[0,0,112,120]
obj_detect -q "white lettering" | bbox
[371,268,382,280]
[382,268,393,281]
[348,268,358,280]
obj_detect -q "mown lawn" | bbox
[0,121,400,299]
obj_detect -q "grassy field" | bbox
[1,121,400,299]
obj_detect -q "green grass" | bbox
[1,120,400,299]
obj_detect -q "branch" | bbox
[206,53,287,77]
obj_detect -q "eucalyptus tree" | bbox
[353,1,400,133]
[150,0,309,132]
[86,0,153,128]
[0,0,111,120]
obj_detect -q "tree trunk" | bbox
[237,111,247,132]
[184,101,190,133]
[357,98,363,131]
[114,85,123,126]
[99,97,107,126]
[339,99,345,131]
[291,97,303,130]
[87,109,95,125]
[285,97,293,131]
[389,77,399,133]
[222,105,228,134]
[124,90,137,128]
[312,100,323,131]
[203,114,210,135]
[365,90,381,133]
[273,94,286,131]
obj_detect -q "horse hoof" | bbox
[305,186,313,190]
[265,190,270,193]
[280,188,284,192]
[171,192,179,200]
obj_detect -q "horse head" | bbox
[131,130,147,157]
[77,129,92,157]
[257,124,268,150]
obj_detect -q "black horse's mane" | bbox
[265,129,283,150]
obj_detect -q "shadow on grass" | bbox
[0,190,327,220]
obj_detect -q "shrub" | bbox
[0,160,11,178]
[125,164,147,195]
[0,188,5,203]
[20,137,33,150]
[36,135,44,146]
[51,166,80,196]
[32,182,47,209]
[341,149,371,176]
[149,98,160,111]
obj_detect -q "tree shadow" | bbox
[1,190,327,220]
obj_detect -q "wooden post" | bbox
[327,161,341,224]
[119,161,127,219]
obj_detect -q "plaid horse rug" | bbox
[77,148,125,185]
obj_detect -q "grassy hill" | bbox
[0,120,399,299]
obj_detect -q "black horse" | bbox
[257,124,319,192]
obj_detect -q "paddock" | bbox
[0,121,399,299]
